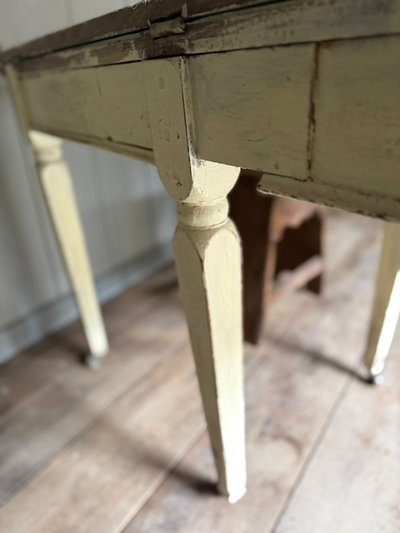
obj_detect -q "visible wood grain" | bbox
[312,36,400,199]
[126,214,385,533]
[0,266,177,418]
[8,31,400,223]
[5,65,109,362]
[229,173,323,344]
[144,54,246,500]
[22,69,102,137]
[0,0,273,63]
[190,45,314,180]
[29,132,109,363]
[363,222,400,377]
[174,220,246,502]
[3,0,400,72]
[0,4,165,362]
[0,273,182,504]
[0,340,203,533]
[0,3,399,526]
[1,213,393,533]
[276,336,400,533]
[229,171,273,343]
[0,268,258,531]
[143,56,240,202]
[20,63,151,150]
[142,57,194,201]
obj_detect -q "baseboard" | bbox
[0,243,174,364]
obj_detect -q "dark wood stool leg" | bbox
[229,171,273,344]
[230,172,324,345]
[275,212,324,294]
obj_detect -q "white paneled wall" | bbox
[0,1,176,362]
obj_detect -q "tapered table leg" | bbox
[363,222,400,382]
[144,56,246,500]
[29,132,109,367]
[174,200,246,502]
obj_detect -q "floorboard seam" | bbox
[117,426,208,533]
[270,373,354,533]
[0,337,186,507]
[118,343,274,531]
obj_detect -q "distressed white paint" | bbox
[312,36,400,198]
[20,63,152,149]
[191,46,314,179]
[364,222,400,377]
[14,0,400,73]
[2,0,399,505]
[0,0,176,362]
[29,131,109,363]
[144,56,245,501]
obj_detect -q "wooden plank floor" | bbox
[0,212,399,532]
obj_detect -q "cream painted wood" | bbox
[363,222,400,380]
[312,36,400,198]
[20,65,151,150]
[19,45,314,181]
[65,0,169,277]
[256,35,400,221]
[17,35,400,220]
[0,0,175,362]
[1,5,107,305]
[4,63,109,365]
[65,0,174,282]
[3,0,400,503]
[190,45,315,180]
[29,131,109,367]
[15,37,400,220]
[144,57,245,501]
[257,172,400,222]
[173,218,245,503]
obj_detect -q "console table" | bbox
[1,0,400,503]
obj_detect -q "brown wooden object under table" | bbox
[230,170,324,344]
[2,0,400,503]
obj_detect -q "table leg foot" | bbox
[29,131,109,363]
[363,370,385,386]
[363,222,400,378]
[84,353,105,370]
[174,201,246,502]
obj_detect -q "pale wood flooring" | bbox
[0,212,399,533]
